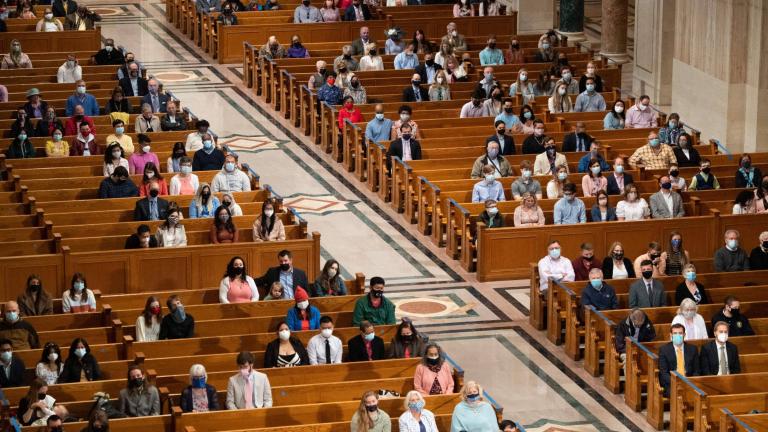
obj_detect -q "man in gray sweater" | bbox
[714,229,750,272]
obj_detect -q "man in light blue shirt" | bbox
[293,0,322,23]
[574,77,606,112]
[394,43,419,70]
[554,183,587,224]
[479,36,504,66]
[472,165,506,202]
[364,104,393,145]
[495,98,521,131]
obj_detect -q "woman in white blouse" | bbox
[398,390,438,432]
[616,184,650,221]
[62,272,97,313]
[358,43,384,71]
[671,298,708,340]
[35,342,63,385]
[547,82,572,113]
[103,142,130,177]
[156,208,187,247]
[135,296,163,342]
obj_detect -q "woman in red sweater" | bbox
[337,95,363,154]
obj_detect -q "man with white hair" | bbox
[580,268,618,311]
[440,22,467,52]
[141,78,169,113]
[749,231,768,270]
[714,229,750,272]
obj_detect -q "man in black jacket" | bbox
[414,53,443,85]
[125,224,159,249]
[615,308,656,364]
[258,250,309,299]
[385,123,422,173]
[561,121,593,153]
[658,323,699,396]
[0,338,25,388]
[710,295,755,337]
[118,62,148,97]
[52,0,78,17]
[699,321,741,376]
[606,156,634,195]
[486,120,515,155]
[402,73,429,102]
[343,0,371,21]
[133,181,169,221]
[347,320,386,362]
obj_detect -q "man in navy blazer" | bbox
[699,321,741,376]
[258,250,309,300]
[485,120,516,155]
[141,78,169,113]
[606,156,634,195]
[658,323,699,396]
[347,321,386,361]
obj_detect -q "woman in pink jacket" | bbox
[413,343,454,395]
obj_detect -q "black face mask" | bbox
[642,270,653,279]
[201,191,211,199]
[511,43,519,49]
[701,167,711,174]
[493,93,502,101]
[233,267,243,275]
[401,334,412,342]
[425,59,434,67]
[763,181,768,190]
[223,200,232,206]
[30,284,41,291]
[613,252,623,260]
[730,308,740,318]
[149,189,159,198]
[279,263,291,272]
[504,107,514,114]
[131,378,144,388]
[488,43,496,49]
[426,357,439,366]
[371,290,383,298]
[670,170,679,177]
[497,128,505,134]
[763,241,768,249]
[339,68,347,73]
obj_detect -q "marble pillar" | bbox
[632,0,676,105]
[558,0,585,43]
[508,0,555,35]
[600,0,629,64]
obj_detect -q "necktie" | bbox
[152,95,159,112]
[414,87,421,102]
[719,345,728,375]
[676,347,686,376]
[325,339,331,364]
[243,375,254,408]
[150,200,158,220]
[646,282,652,298]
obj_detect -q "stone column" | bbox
[600,0,630,64]
[558,0,585,43]
[509,0,555,35]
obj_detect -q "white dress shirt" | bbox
[307,333,343,364]
[537,255,575,291]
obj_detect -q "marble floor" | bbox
[89,1,658,430]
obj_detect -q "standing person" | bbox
[226,351,272,409]
[119,364,160,417]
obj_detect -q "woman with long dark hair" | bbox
[219,256,259,303]
[35,342,63,385]
[62,272,96,313]
[210,206,238,243]
[252,199,285,242]
[311,259,347,297]
[135,296,162,342]
[57,338,101,383]
[18,274,54,316]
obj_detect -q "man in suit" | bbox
[118,62,148,97]
[385,123,422,173]
[414,53,443,85]
[561,121,593,153]
[606,156,634,195]
[225,351,272,409]
[344,0,371,22]
[142,78,169,113]
[402,73,429,103]
[628,260,666,308]
[649,175,685,218]
[350,26,374,56]
[699,321,741,376]
[0,338,26,388]
[659,324,699,396]
[133,181,169,221]
[258,249,309,299]
[347,320,386,362]
[486,120,516,155]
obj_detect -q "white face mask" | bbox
[321,328,333,338]
[327,268,337,278]
[279,329,291,341]
[264,209,274,217]
[615,106,624,113]
[297,300,309,310]
[717,332,728,343]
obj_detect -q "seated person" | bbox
[252,200,285,242]
[69,122,98,156]
[219,256,259,303]
[311,259,346,297]
[18,275,54,316]
[133,181,169,221]
[710,296,755,337]
[210,206,239,244]
[263,282,285,301]
[263,322,309,368]
[591,190,617,222]
[553,183,586,224]
[533,137,567,176]
[671,298,708,340]
[352,277,396,326]
[212,154,251,193]
[0,338,26,387]
[510,161,542,200]
[62,272,97,313]
[633,242,664,277]
[119,364,160,417]
[385,123,421,173]
[180,364,220,412]
[226,351,272,409]
[471,141,512,179]
[688,159,720,190]
[257,250,309,299]
[413,343,454,396]
[658,323,698,396]
[675,263,708,305]
[161,100,187,131]
[602,241,635,279]
[571,243,601,281]
[472,165,505,203]
[17,378,55,426]
[285,287,320,331]
[125,224,159,249]
[513,192,545,227]
[478,199,503,228]
[58,338,101,382]
[616,184,649,221]
[159,295,195,339]
[713,229,750,272]
[698,321,740,376]
[388,319,427,358]
[106,119,133,155]
[138,162,168,197]
[581,158,607,197]
[580,268,617,311]
[347,320,386,362]
[189,183,220,218]
[615,309,655,365]
[307,316,343,364]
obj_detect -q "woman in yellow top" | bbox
[45,128,69,157]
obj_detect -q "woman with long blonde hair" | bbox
[351,390,391,432]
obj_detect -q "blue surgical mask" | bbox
[671,334,684,346]
[549,248,561,259]
[375,113,384,121]
[590,278,602,289]
[225,162,236,172]
[586,84,595,92]
[684,271,696,282]
[74,348,87,358]
[364,332,375,342]
[408,400,425,411]
[5,312,18,322]
[203,140,213,150]
[614,164,624,173]
[590,166,601,175]
[671,239,681,248]
[115,127,125,134]
[73,281,85,292]
[727,239,738,250]
[649,138,660,147]
[192,376,206,388]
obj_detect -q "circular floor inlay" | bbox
[399,301,447,315]
[153,71,196,82]
[91,7,122,16]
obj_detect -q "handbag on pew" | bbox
[88,392,127,420]
[377,390,400,399]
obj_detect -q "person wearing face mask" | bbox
[196,0,222,13]
[189,183,219,218]
[61,273,96,313]
[285,287,320,330]
[580,158,607,197]
[402,72,429,102]
[217,4,238,25]
[58,338,101,383]
[600,241,634,279]
[7,130,36,159]
[293,0,321,22]
[69,121,99,157]
[257,35,286,65]
[67,5,101,31]
[211,154,251,192]
[580,268,618,311]
[413,343,453,396]
[82,410,109,432]
[533,137,568,176]
[260,249,309,299]
[614,309,655,369]
[264,321,309,368]
[390,105,421,140]
[186,119,216,152]
[386,123,422,173]
[628,260,666,308]
[105,119,133,155]
[125,224,159,250]
[65,80,98,116]
[11,108,35,138]
[218,256,258,303]
[414,53,442,85]
[180,364,221,412]
[399,390,438,432]
[352,277,396,326]
[160,100,187,132]
[117,52,145,80]
[52,0,78,18]
[23,88,49,120]
[364,104,392,147]
[317,72,344,108]
[714,229,750,272]
[511,161,542,199]
[485,120,515,156]
[17,378,56,426]
[338,95,364,153]
[573,77,606,112]
[748,231,768,269]
[0,299,40,352]
[537,240,575,293]
[658,112,685,145]
[219,192,242,217]
[0,338,25,388]
[307,315,343,364]
[434,42,455,68]
[605,156,632,195]
[226,351,273,410]
[672,298,708,340]
[119,364,160,417]
[479,199,504,228]
[91,38,122,66]
[344,0,370,21]
[102,142,129,177]
[699,321,740,377]
[160,295,195,339]
[504,37,524,64]
[508,67,535,105]
[155,208,187,248]
[674,263,707,305]
[535,34,556,62]
[105,86,132,116]
[389,319,426,358]
[319,0,339,22]
[633,242,665,277]
[139,162,168,197]
[384,27,405,55]
[423,71,450,103]
[460,90,488,118]
[441,22,467,53]
[556,66,579,95]
[135,104,161,134]
[625,94,658,128]
[554,183,586,224]
[481,86,505,116]
[688,158,720,191]
[513,192,545,227]
[135,296,162,342]
[522,119,547,154]
[359,43,383,71]
[17,275,54,317]
[713,296,755,337]
[603,100,626,130]
[562,121,592,153]
[734,154,763,189]
[311,258,346,297]
[578,61,603,93]
[471,165,505,203]
[36,342,64,386]
[118,62,148,97]
[1,40,33,69]
[545,164,569,199]
[210,205,239,243]
[571,243,602,281]
[351,391,391,432]
[347,320,385,362]
[659,323,699,397]
[128,134,159,175]
[308,60,329,92]
[450,381,499,432]
[99,166,138,199]
[141,78,169,114]
[479,36,503,66]
[615,184,649,221]
[548,82,573,114]
[471,141,512,178]
[649,175,685,218]
[133,180,169,221]
[666,163,687,191]
[252,197,285,241]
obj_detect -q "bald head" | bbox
[3,301,18,315]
